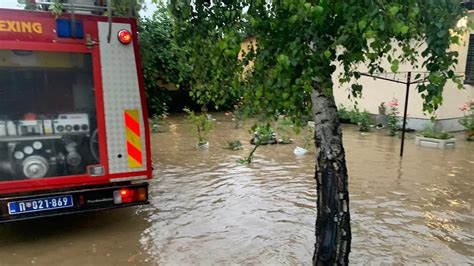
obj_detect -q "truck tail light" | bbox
[113,187,147,204]
[117,29,132,45]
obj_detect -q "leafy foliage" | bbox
[150,114,170,133]
[228,96,254,128]
[337,105,353,123]
[226,140,243,150]
[239,123,275,164]
[459,99,474,132]
[237,145,258,164]
[17,0,38,10]
[168,1,246,109]
[139,7,191,116]
[19,0,144,17]
[387,99,401,136]
[183,108,213,145]
[111,0,144,17]
[250,123,276,145]
[338,105,373,129]
[354,110,374,132]
[419,122,453,140]
[299,125,315,150]
[168,0,467,122]
[276,126,292,144]
[278,117,294,126]
[49,0,63,18]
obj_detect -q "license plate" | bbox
[8,195,74,215]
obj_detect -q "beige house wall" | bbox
[240,21,473,131]
[333,19,474,131]
[240,36,257,74]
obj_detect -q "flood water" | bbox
[0,114,473,265]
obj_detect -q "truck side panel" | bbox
[98,22,148,175]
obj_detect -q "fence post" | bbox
[400,72,411,157]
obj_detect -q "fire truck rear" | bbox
[0,4,152,222]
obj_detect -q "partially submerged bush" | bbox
[278,118,293,126]
[337,105,373,130]
[183,108,213,146]
[352,109,374,132]
[240,123,276,164]
[386,99,400,137]
[226,140,243,150]
[250,123,276,145]
[459,99,474,141]
[337,105,352,123]
[276,126,293,144]
[150,114,170,133]
[419,122,453,140]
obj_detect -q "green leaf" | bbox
[409,7,419,18]
[277,54,291,68]
[351,84,363,97]
[311,5,323,17]
[391,59,400,73]
[366,53,376,60]
[400,25,409,35]
[256,86,263,98]
[289,15,299,24]
[393,22,409,35]
[358,20,367,30]
[388,5,400,16]
[364,30,375,39]
[468,20,474,30]
[323,50,332,59]
[450,35,460,44]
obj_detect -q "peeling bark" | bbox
[311,89,351,265]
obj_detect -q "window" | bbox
[465,34,474,84]
[461,0,474,10]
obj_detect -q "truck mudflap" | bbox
[0,182,148,222]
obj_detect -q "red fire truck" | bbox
[0,4,152,222]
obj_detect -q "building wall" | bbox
[333,19,474,131]
[240,24,473,131]
[240,36,257,74]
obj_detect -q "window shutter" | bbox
[465,34,474,84]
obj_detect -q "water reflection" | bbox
[0,209,150,264]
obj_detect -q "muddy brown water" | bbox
[0,114,473,265]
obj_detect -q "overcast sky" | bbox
[0,0,157,17]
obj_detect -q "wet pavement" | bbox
[0,114,473,265]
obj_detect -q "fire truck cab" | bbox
[0,5,151,222]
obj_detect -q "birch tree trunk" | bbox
[311,89,351,265]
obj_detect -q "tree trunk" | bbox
[311,89,351,265]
